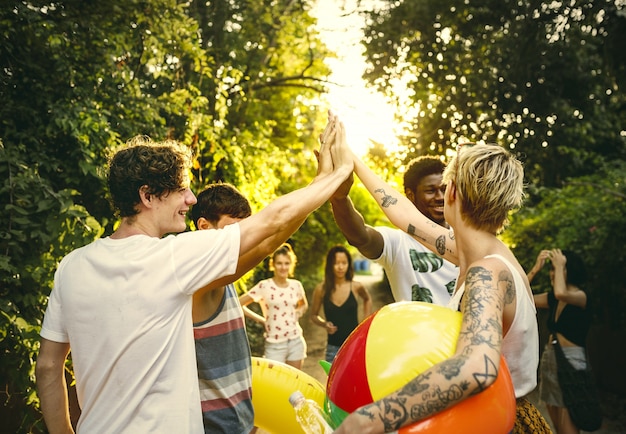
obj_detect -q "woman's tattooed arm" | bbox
[334,261,510,434]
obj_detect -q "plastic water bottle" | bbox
[289,390,334,434]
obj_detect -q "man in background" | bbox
[330,156,458,305]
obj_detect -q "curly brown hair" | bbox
[107,136,193,218]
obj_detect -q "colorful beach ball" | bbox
[325,301,516,433]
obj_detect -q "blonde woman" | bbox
[328,114,551,434]
[239,243,308,369]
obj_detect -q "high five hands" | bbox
[315,110,354,178]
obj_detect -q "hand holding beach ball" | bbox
[325,301,516,433]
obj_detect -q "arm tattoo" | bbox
[407,224,428,243]
[435,235,446,256]
[436,356,467,380]
[355,396,410,432]
[407,223,447,249]
[460,266,503,351]
[472,354,499,393]
[374,188,398,208]
[381,398,409,431]
[407,368,468,421]
[364,265,506,430]
[499,270,515,305]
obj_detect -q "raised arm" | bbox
[330,174,385,260]
[528,250,550,309]
[194,222,307,299]
[550,249,587,308]
[527,250,549,283]
[194,117,342,297]
[237,116,353,256]
[351,149,458,264]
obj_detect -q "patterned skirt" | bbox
[513,397,553,433]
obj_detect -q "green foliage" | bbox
[504,161,626,327]
[1,0,334,429]
[362,0,626,185]
[0,141,103,432]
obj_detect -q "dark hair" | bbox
[190,183,251,227]
[562,250,587,286]
[403,156,446,191]
[108,136,193,218]
[322,245,354,296]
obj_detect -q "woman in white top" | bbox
[330,114,551,434]
[239,243,308,369]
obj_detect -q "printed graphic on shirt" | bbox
[410,250,444,273]
[411,284,433,303]
[409,250,456,301]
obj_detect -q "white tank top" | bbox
[447,254,539,398]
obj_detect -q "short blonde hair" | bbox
[443,143,525,234]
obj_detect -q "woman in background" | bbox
[529,249,593,434]
[310,245,372,362]
[239,243,308,369]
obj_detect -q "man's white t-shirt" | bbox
[40,225,240,434]
[375,226,458,306]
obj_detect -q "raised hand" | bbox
[319,110,338,147]
[329,117,355,176]
[534,250,551,271]
[548,249,566,269]
[316,113,337,177]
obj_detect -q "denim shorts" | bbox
[264,336,307,363]
[325,344,341,363]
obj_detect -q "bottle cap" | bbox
[288,390,305,406]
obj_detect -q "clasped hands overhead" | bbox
[315,110,356,179]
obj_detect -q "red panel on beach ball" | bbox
[326,310,375,412]
[325,302,516,433]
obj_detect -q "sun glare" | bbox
[312,0,401,157]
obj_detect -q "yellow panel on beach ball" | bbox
[365,301,463,400]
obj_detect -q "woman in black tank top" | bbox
[529,248,593,433]
[310,245,372,362]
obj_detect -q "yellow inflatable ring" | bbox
[251,357,326,434]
